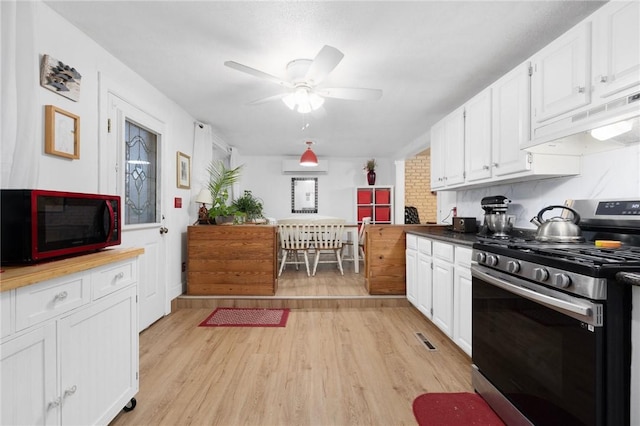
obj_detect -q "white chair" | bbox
[278,224,312,276]
[311,223,345,276]
[342,217,370,263]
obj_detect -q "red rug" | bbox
[413,392,505,426]
[198,308,289,327]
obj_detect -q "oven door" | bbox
[471,264,604,426]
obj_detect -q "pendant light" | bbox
[299,141,318,167]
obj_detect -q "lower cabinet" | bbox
[1,257,139,426]
[406,234,473,356]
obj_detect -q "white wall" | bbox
[235,155,396,222]
[454,144,640,227]
[6,1,199,301]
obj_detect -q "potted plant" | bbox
[364,158,377,185]
[207,161,243,224]
[232,190,264,223]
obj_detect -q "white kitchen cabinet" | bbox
[432,242,454,337]
[416,238,433,319]
[453,247,473,356]
[405,235,418,306]
[430,106,465,190]
[531,21,592,123]
[464,88,493,182]
[0,256,139,426]
[1,291,13,339]
[592,1,640,100]
[1,323,57,426]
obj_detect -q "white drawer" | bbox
[417,238,432,256]
[91,259,136,300]
[1,290,14,339]
[455,246,473,268]
[433,241,454,262]
[16,273,90,331]
[406,234,417,250]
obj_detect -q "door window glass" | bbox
[124,120,158,225]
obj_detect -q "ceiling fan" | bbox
[224,45,383,113]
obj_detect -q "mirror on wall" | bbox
[291,177,318,213]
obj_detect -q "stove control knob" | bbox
[533,267,549,282]
[507,261,521,273]
[476,252,487,263]
[553,273,571,289]
[486,255,499,267]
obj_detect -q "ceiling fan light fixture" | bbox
[299,141,318,167]
[282,87,324,114]
[282,93,296,110]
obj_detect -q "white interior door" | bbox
[107,94,167,331]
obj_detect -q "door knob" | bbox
[159,227,169,234]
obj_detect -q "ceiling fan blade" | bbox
[304,45,344,85]
[224,61,294,88]
[316,87,383,101]
[247,92,288,105]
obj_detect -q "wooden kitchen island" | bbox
[187,225,278,295]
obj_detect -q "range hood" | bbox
[525,91,640,155]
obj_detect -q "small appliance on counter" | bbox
[479,195,513,238]
[451,217,478,233]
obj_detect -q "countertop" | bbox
[0,247,144,292]
[406,226,478,247]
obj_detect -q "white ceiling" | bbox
[45,1,605,159]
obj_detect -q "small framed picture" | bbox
[176,151,191,189]
[45,105,80,159]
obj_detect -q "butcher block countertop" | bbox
[0,247,144,292]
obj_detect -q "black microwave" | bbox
[1,189,121,264]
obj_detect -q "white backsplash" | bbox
[455,144,640,229]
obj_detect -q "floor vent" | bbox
[415,332,437,351]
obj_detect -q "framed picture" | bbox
[45,105,80,159]
[176,151,191,189]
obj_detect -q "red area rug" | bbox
[198,308,289,327]
[413,392,505,426]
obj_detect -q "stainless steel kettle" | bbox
[530,205,584,243]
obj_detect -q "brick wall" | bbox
[404,149,437,223]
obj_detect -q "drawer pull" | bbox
[115,272,125,280]
[54,291,68,301]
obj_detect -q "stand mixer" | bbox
[480,195,513,237]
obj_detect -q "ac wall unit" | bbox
[281,159,329,174]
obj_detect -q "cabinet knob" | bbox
[492,163,499,168]
[54,291,68,301]
[63,385,77,398]
[577,86,586,93]
[47,397,61,411]
[482,165,490,170]
[115,272,124,280]
[599,75,608,83]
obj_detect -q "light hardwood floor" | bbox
[110,268,474,425]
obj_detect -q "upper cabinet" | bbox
[531,23,592,123]
[592,1,640,100]
[464,88,492,182]
[431,106,465,189]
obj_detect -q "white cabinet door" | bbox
[58,287,138,426]
[592,1,640,99]
[417,251,433,319]
[464,88,493,182]
[406,248,418,307]
[432,258,454,337]
[1,323,58,426]
[454,266,473,356]
[430,120,446,190]
[532,22,591,122]
[492,62,532,176]
[443,107,466,186]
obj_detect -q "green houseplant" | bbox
[207,160,243,224]
[232,190,264,223]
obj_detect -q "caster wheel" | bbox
[123,397,137,412]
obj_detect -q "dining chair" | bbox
[277,224,312,276]
[342,217,370,264]
[311,223,345,276]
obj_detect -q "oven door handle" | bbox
[471,264,596,320]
